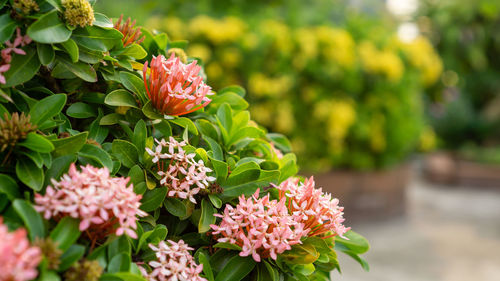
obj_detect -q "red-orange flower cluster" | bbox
[143,54,213,116]
[113,15,145,47]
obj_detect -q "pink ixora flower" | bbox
[139,240,206,281]
[146,137,215,204]
[276,177,350,239]
[34,163,147,240]
[0,27,31,84]
[0,217,42,281]
[210,189,308,262]
[142,54,213,116]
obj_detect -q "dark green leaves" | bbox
[66,102,97,118]
[214,255,256,281]
[111,140,139,168]
[105,89,139,108]
[12,199,46,241]
[119,71,147,105]
[29,94,67,125]
[198,199,216,233]
[1,47,40,87]
[16,157,44,191]
[140,188,167,212]
[52,132,88,158]
[0,174,20,200]
[0,14,16,43]
[56,56,97,82]
[37,43,55,65]
[71,26,122,52]
[18,133,55,153]
[50,217,81,251]
[27,11,72,44]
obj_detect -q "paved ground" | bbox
[331,175,500,281]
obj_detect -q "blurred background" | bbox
[96,0,500,280]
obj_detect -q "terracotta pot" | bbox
[424,151,500,188]
[304,164,411,221]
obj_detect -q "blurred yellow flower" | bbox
[358,41,404,82]
[315,27,355,68]
[275,102,295,133]
[248,73,292,98]
[398,36,443,86]
[419,126,437,151]
[315,99,356,154]
[187,44,212,62]
[189,16,246,44]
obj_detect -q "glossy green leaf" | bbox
[18,133,54,153]
[0,174,20,200]
[27,11,71,43]
[57,56,97,82]
[16,157,44,191]
[107,253,131,273]
[2,47,40,87]
[58,244,85,272]
[119,71,147,104]
[29,94,67,125]
[164,197,187,217]
[100,113,122,125]
[60,39,79,62]
[141,100,163,119]
[12,199,46,240]
[44,154,77,186]
[99,273,147,281]
[120,44,147,59]
[140,187,167,212]
[50,217,81,251]
[210,92,249,111]
[93,13,113,28]
[133,120,147,156]
[0,14,17,43]
[199,199,216,233]
[199,252,215,281]
[52,132,88,158]
[214,255,256,281]
[78,144,113,170]
[111,140,139,168]
[104,89,138,108]
[170,117,198,135]
[72,26,122,52]
[37,43,55,65]
[213,242,242,251]
[208,194,222,208]
[335,230,370,254]
[204,136,223,161]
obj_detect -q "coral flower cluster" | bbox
[34,164,147,239]
[210,189,308,262]
[147,137,215,203]
[277,177,350,239]
[0,27,31,84]
[140,240,206,281]
[143,54,213,116]
[114,15,145,47]
[0,218,42,281]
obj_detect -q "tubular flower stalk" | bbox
[62,0,95,28]
[34,164,147,240]
[113,14,145,47]
[143,54,213,116]
[276,177,350,239]
[0,218,42,281]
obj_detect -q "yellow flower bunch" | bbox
[259,19,293,55]
[314,99,357,154]
[248,73,292,98]
[314,26,356,68]
[358,41,404,82]
[188,16,246,44]
[397,36,443,86]
[62,0,94,28]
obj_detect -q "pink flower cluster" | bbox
[210,189,308,262]
[34,163,147,239]
[143,54,213,116]
[277,177,350,239]
[147,137,215,204]
[139,240,206,281]
[1,28,31,84]
[0,218,42,281]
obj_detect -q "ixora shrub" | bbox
[0,1,369,281]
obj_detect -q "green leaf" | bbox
[141,100,163,119]
[12,199,46,241]
[104,89,138,108]
[224,162,260,187]
[60,39,79,62]
[218,85,246,97]
[50,217,81,251]
[2,47,40,87]
[267,133,292,153]
[0,14,17,43]
[335,230,370,254]
[67,102,97,118]
[164,197,187,217]
[107,253,131,273]
[217,103,233,135]
[37,43,55,65]
[52,132,88,157]
[155,120,172,137]
[72,26,122,52]
[58,244,85,272]
[57,56,97,82]
[120,44,147,59]
[99,273,147,281]
[111,140,139,168]
[208,194,222,208]
[196,119,219,141]
[214,255,256,281]
[45,0,62,11]
[170,117,198,135]
[44,154,77,186]
[281,244,319,265]
[154,33,168,49]
[119,71,147,104]
[93,13,113,28]
[199,199,216,233]
[108,235,131,259]
[27,11,72,43]
[38,270,60,281]
[133,120,147,156]
[0,174,20,200]
[199,252,215,281]
[18,133,55,153]
[204,136,223,161]
[213,242,242,251]
[16,157,44,191]
[210,92,249,111]
[100,113,122,125]
[78,144,113,170]
[29,94,67,125]
[140,187,167,212]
